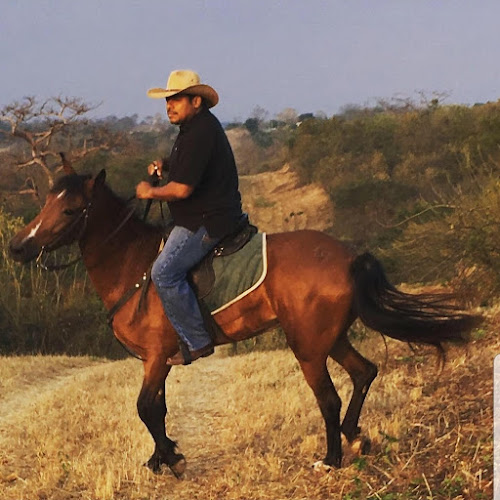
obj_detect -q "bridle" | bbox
[36,201,91,271]
[36,197,138,271]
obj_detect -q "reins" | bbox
[36,196,140,272]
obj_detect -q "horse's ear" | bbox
[60,152,76,175]
[84,170,106,198]
[94,169,106,186]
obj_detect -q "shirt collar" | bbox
[180,106,209,133]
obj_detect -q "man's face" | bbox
[165,94,201,125]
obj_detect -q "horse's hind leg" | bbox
[297,358,343,469]
[330,332,377,449]
[137,355,186,477]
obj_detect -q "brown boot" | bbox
[166,343,214,366]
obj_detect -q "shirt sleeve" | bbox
[169,115,216,187]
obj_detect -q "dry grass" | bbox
[0,318,495,499]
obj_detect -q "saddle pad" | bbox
[204,233,267,314]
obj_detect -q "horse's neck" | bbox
[79,189,162,309]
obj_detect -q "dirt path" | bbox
[0,355,256,498]
[0,358,105,430]
[0,355,228,444]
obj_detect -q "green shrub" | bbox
[0,207,124,358]
[382,174,500,302]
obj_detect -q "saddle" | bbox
[160,214,258,349]
[189,214,258,299]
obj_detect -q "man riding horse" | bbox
[135,69,244,366]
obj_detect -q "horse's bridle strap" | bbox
[36,204,90,271]
[37,201,138,271]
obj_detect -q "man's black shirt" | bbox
[167,107,243,238]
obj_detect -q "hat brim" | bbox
[147,84,219,108]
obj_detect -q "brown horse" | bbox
[9,164,479,477]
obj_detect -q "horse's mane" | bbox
[100,180,164,232]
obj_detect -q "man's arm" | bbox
[136,180,193,201]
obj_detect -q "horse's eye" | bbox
[63,208,77,216]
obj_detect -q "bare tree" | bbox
[275,107,298,125]
[250,105,269,125]
[0,96,124,198]
[374,90,451,114]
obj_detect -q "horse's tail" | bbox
[350,252,481,350]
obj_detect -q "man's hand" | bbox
[147,159,163,178]
[136,181,153,199]
[136,180,193,201]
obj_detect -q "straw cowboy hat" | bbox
[147,69,219,108]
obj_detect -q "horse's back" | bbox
[264,230,355,311]
[266,230,355,285]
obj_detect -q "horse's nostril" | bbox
[9,243,24,257]
[9,240,35,262]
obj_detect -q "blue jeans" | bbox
[151,225,220,351]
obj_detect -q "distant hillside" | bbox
[239,163,334,234]
[226,126,288,175]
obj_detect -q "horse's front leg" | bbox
[137,355,186,478]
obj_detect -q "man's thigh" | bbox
[157,225,219,278]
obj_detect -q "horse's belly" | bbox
[213,282,278,341]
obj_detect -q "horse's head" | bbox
[9,160,106,263]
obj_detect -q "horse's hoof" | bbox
[144,457,161,474]
[169,455,187,479]
[313,460,333,472]
[312,459,340,472]
[350,436,371,456]
[144,452,186,478]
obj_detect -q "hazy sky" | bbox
[1,1,499,122]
